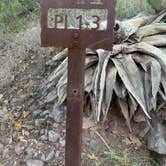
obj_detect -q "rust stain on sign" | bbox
[41,0,115,166]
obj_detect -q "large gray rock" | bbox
[147,123,166,155]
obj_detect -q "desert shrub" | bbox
[0,0,40,34]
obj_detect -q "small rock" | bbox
[40,129,45,135]
[35,119,46,127]
[32,130,40,136]
[39,134,48,141]
[59,138,65,148]
[2,148,10,159]
[39,129,48,141]
[40,110,50,118]
[40,153,46,161]
[147,123,166,155]
[51,105,63,122]
[25,147,37,159]
[32,109,42,118]
[15,142,26,155]
[89,139,101,151]
[26,159,44,166]
[25,120,34,125]
[13,112,22,119]
[46,150,55,161]
[0,143,4,152]
[24,131,30,137]
[0,40,7,49]
[48,130,60,143]
[55,151,60,158]
[0,122,8,131]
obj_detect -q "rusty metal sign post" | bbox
[41,0,115,165]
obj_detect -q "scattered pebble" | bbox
[0,143,4,152]
[15,142,26,155]
[46,149,55,161]
[148,122,166,155]
[25,147,37,159]
[55,151,60,158]
[26,159,44,166]
[35,118,46,127]
[32,109,42,118]
[48,130,60,143]
[2,148,10,159]
[59,138,65,148]
[40,153,46,161]
[51,105,63,122]
[0,94,3,99]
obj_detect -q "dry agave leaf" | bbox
[136,23,166,39]
[133,54,161,99]
[56,71,67,97]
[85,66,96,93]
[161,72,166,96]
[118,98,131,132]
[152,10,166,23]
[93,50,109,121]
[114,77,127,99]
[57,84,67,105]
[123,43,166,74]
[112,54,150,118]
[45,88,58,103]
[103,63,117,120]
[48,57,68,82]
[124,13,155,27]
[142,34,166,46]
[56,71,67,105]
[97,53,110,121]
[128,94,138,120]
[161,48,166,54]
[85,55,98,69]
[144,71,151,112]
[52,48,68,61]
[120,13,155,38]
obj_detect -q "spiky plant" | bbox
[44,10,166,130]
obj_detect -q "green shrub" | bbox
[147,0,162,12]
[0,0,39,34]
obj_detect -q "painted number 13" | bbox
[76,15,100,30]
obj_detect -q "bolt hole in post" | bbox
[72,89,79,96]
[41,0,115,166]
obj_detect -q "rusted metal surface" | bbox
[41,1,115,166]
[41,0,115,50]
[66,48,85,166]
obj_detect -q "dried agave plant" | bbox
[44,10,166,130]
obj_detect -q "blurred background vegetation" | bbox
[0,0,165,34]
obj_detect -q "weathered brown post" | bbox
[41,0,115,165]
